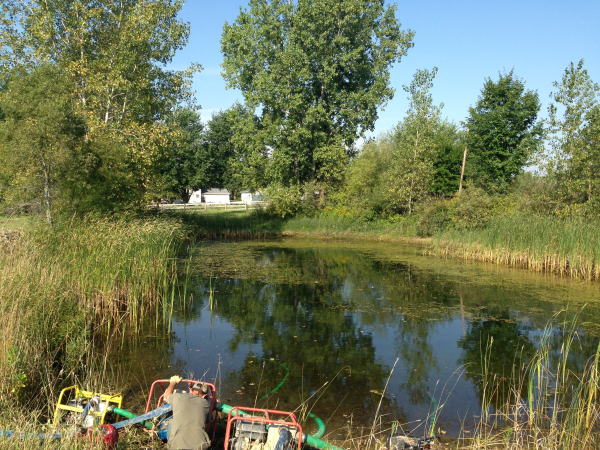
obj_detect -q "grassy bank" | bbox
[175,209,423,242]
[177,209,600,281]
[433,214,600,281]
[0,216,189,416]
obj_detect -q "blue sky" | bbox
[169,0,600,139]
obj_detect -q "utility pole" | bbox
[458,127,469,196]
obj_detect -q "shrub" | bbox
[266,185,303,218]
[415,198,452,237]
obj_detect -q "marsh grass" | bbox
[433,215,600,280]
[456,314,600,449]
[0,216,188,415]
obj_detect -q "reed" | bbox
[460,315,600,449]
[432,214,600,280]
[335,316,600,450]
[0,216,189,411]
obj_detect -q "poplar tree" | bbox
[547,60,600,207]
[221,0,414,191]
[388,68,442,213]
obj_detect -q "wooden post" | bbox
[458,127,469,196]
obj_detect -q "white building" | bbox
[205,189,230,204]
[188,189,203,204]
[188,189,231,204]
[241,190,265,203]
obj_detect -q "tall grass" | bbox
[433,214,600,280]
[0,216,188,412]
[463,316,600,449]
[334,317,600,450]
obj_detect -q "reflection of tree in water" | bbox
[458,309,536,409]
[395,318,439,405]
[179,242,600,432]
[216,278,405,425]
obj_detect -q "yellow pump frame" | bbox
[53,385,123,427]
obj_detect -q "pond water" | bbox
[144,238,600,440]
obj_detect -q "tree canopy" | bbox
[547,59,600,209]
[159,108,204,204]
[466,70,543,192]
[221,0,414,189]
[0,0,199,211]
[0,64,86,223]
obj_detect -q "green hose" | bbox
[258,358,289,401]
[308,412,326,439]
[111,407,154,430]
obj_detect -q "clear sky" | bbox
[169,0,600,139]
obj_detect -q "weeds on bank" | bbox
[434,215,600,280]
[0,217,188,413]
[460,314,600,449]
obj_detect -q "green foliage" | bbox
[467,70,543,192]
[222,0,414,188]
[203,104,262,196]
[265,184,303,218]
[415,188,512,237]
[342,68,452,218]
[546,59,600,208]
[344,138,395,216]
[0,0,199,212]
[430,122,465,195]
[159,107,204,202]
[386,67,443,213]
[0,64,86,223]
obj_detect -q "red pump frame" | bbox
[145,379,218,444]
[224,406,302,450]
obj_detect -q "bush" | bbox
[266,185,303,218]
[414,188,514,236]
[415,198,452,237]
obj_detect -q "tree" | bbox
[466,70,543,192]
[547,60,600,208]
[429,122,465,196]
[159,108,204,204]
[344,137,395,217]
[1,0,200,209]
[387,67,442,213]
[221,0,414,191]
[202,104,260,198]
[0,65,86,224]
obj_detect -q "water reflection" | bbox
[169,239,600,436]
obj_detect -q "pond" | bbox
[142,238,600,441]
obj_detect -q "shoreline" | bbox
[180,210,600,282]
